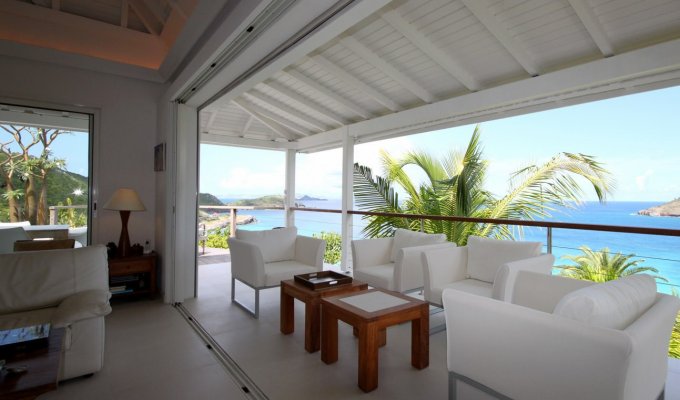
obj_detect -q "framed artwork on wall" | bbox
[154,143,165,172]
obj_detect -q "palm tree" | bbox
[558,246,668,283]
[353,125,613,244]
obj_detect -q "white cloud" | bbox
[218,167,284,197]
[635,169,654,191]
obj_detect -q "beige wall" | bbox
[0,54,166,249]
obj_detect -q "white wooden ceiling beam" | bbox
[263,79,350,126]
[381,9,481,92]
[234,98,309,137]
[205,109,218,130]
[340,36,435,103]
[201,133,295,150]
[568,0,614,57]
[142,0,167,26]
[129,0,161,35]
[240,115,254,136]
[245,90,331,131]
[282,69,372,119]
[461,0,540,76]
[309,54,402,111]
[233,99,298,141]
[121,0,129,27]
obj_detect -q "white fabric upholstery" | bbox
[0,226,30,254]
[466,235,542,283]
[421,239,553,306]
[236,227,297,263]
[352,231,451,292]
[512,271,593,313]
[443,271,680,400]
[0,245,111,380]
[263,260,319,286]
[554,274,658,330]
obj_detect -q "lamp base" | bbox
[116,210,131,258]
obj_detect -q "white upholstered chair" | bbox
[421,235,553,306]
[0,226,30,254]
[443,272,680,400]
[227,227,325,318]
[351,228,451,293]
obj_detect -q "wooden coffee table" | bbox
[0,327,64,400]
[320,289,429,392]
[281,278,368,353]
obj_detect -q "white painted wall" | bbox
[0,54,165,249]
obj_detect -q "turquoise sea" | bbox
[228,200,680,293]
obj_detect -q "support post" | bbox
[341,128,354,272]
[285,148,296,228]
[230,208,237,237]
[547,227,553,254]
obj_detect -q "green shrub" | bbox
[205,229,229,249]
[313,231,341,265]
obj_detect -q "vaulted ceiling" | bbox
[199,0,680,152]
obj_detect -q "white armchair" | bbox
[443,272,680,400]
[352,228,450,293]
[227,227,325,318]
[421,235,553,306]
[0,226,30,254]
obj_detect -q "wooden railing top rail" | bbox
[289,207,680,237]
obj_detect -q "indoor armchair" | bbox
[228,227,325,318]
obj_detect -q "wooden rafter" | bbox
[240,115,254,137]
[129,0,161,35]
[234,98,309,137]
[245,90,331,131]
[568,0,614,57]
[263,79,349,126]
[121,0,129,27]
[233,99,298,141]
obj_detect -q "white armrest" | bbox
[443,289,632,400]
[394,242,455,292]
[227,237,265,287]
[52,289,112,328]
[491,253,555,301]
[351,237,392,270]
[294,235,325,269]
[421,245,468,304]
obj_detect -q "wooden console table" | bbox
[108,252,157,299]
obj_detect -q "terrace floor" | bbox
[40,248,680,399]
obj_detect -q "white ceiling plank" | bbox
[129,0,161,35]
[264,80,350,126]
[461,0,540,76]
[121,0,129,27]
[381,9,481,92]
[205,110,218,129]
[309,54,402,112]
[240,115,254,136]
[52,0,60,11]
[339,36,435,103]
[233,99,297,141]
[245,90,332,131]
[234,97,310,137]
[568,0,615,57]
[282,69,372,119]
[201,133,295,150]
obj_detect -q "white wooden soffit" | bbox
[568,0,615,57]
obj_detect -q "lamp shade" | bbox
[104,188,146,211]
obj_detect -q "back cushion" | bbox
[466,236,542,283]
[236,227,297,263]
[390,229,446,262]
[553,274,657,330]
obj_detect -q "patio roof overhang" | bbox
[196,0,680,153]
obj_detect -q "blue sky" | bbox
[200,85,680,202]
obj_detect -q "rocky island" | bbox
[638,198,680,217]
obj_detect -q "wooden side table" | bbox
[108,252,157,299]
[280,278,368,353]
[320,289,429,392]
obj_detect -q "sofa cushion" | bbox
[263,260,319,286]
[553,274,657,330]
[466,236,541,283]
[0,308,56,331]
[353,263,395,291]
[390,229,446,263]
[52,290,112,328]
[236,227,297,263]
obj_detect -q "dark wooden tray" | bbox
[294,271,352,290]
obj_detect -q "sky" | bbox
[199,85,680,202]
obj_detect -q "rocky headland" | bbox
[638,198,680,217]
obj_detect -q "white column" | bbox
[285,148,296,227]
[341,128,354,272]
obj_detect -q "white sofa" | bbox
[443,272,680,400]
[352,228,450,293]
[0,245,112,380]
[228,227,325,318]
[422,235,553,306]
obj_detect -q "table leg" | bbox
[280,287,294,335]
[358,322,380,392]
[354,326,386,347]
[321,307,338,364]
[305,300,320,352]
[411,306,429,369]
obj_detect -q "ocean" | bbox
[229,200,680,293]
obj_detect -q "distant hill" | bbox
[199,193,224,206]
[227,195,283,207]
[297,195,327,201]
[638,198,680,217]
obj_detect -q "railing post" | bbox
[230,208,237,237]
[419,218,424,232]
[547,227,553,254]
[49,207,57,225]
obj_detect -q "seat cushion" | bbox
[0,307,55,331]
[236,227,297,263]
[553,274,657,330]
[466,236,542,283]
[390,229,446,262]
[353,263,395,291]
[428,279,493,306]
[263,260,318,286]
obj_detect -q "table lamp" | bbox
[104,188,146,257]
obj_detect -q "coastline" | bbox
[201,214,255,231]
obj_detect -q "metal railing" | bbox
[48,205,87,225]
